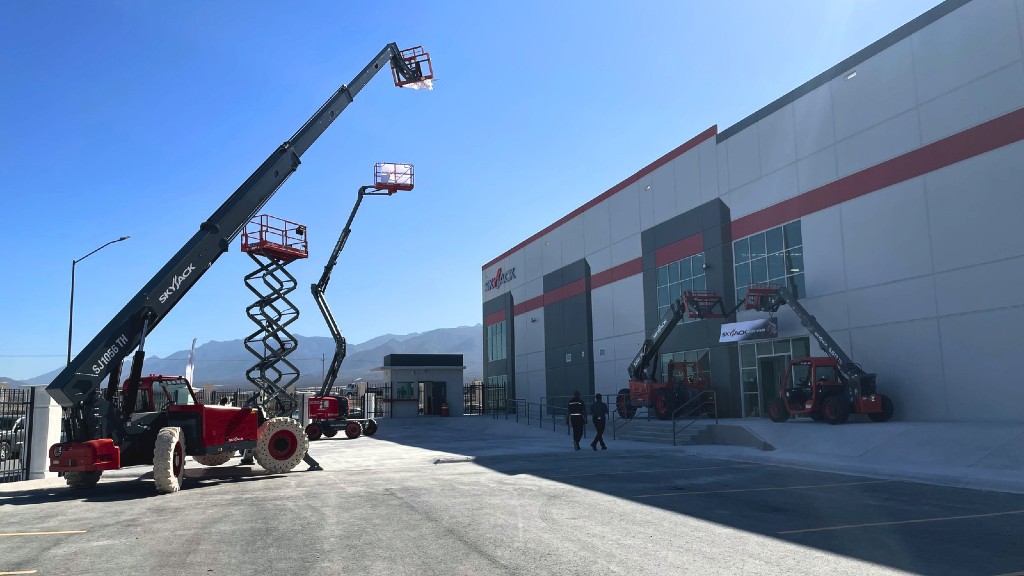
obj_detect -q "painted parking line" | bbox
[779,509,1024,535]
[547,463,761,479]
[0,530,86,537]
[635,479,890,498]
[0,570,38,575]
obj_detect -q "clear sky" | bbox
[0,0,942,380]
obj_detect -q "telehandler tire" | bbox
[345,421,362,439]
[65,471,102,489]
[768,398,790,423]
[255,417,308,474]
[154,427,186,493]
[193,452,233,467]
[363,419,379,436]
[869,395,895,422]
[822,396,850,425]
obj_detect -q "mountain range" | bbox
[19,324,482,389]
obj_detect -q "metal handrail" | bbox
[671,390,718,446]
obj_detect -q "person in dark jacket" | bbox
[566,391,587,450]
[590,393,608,450]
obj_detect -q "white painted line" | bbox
[636,479,890,498]
[0,530,87,537]
[0,570,38,574]
[780,509,1024,535]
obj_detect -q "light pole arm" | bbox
[67,236,130,365]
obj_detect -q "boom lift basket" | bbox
[745,283,783,312]
[683,290,725,319]
[374,162,415,193]
[392,46,434,89]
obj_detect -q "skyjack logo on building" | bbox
[483,267,516,292]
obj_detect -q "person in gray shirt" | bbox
[590,393,608,451]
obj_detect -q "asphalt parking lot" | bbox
[1,417,1022,576]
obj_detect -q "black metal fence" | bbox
[463,382,507,415]
[1,388,34,484]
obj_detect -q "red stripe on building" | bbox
[655,233,704,267]
[732,106,1024,239]
[484,310,505,326]
[592,258,643,290]
[513,295,544,317]
[545,279,586,305]
[483,125,718,269]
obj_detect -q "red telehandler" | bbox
[46,44,432,493]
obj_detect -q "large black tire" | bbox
[363,419,379,436]
[653,391,673,420]
[616,388,636,419]
[767,397,790,423]
[305,423,322,441]
[255,417,309,474]
[322,423,338,438]
[193,452,233,467]
[822,396,850,425]
[345,421,362,439]
[869,395,895,422]
[65,471,102,489]
[0,442,9,461]
[154,427,186,493]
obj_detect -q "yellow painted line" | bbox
[0,530,87,537]
[0,570,38,575]
[636,479,890,498]
[780,509,1024,535]
[549,463,760,479]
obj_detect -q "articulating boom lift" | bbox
[306,163,413,441]
[46,44,432,492]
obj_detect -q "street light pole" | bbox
[67,236,131,365]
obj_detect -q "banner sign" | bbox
[719,318,779,343]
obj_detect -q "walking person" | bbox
[590,393,608,450]
[566,391,587,450]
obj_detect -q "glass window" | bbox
[785,248,803,275]
[790,363,812,389]
[488,320,507,361]
[692,275,706,291]
[740,344,756,368]
[784,221,802,249]
[735,262,751,288]
[161,380,195,406]
[750,257,768,283]
[766,227,784,255]
[734,237,750,264]
[657,266,668,287]
[669,283,681,304]
[773,340,791,354]
[792,337,810,358]
[756,341,773,356]
[748,233,766,260]
[742,368,758,392]
[816,365,839,382]
[767,252,785,281]
[668,261,679,284]
[658,286,669,308]
[655,253,706,323]
[691,253,704,274]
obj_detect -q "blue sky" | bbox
[0,0,941,380]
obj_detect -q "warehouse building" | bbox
[482,0,1024,422]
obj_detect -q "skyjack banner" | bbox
[719,318,779,343]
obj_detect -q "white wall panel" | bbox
[801,206,847,297]
[613,331,645,363]
[508,250,526,288]
[940,307,1024,421]
[716,143,730,196]
[728,163,798,219]
[757,104,797,175]
[807,326,852,360]
[799,291,850,332]
[726,126,761,190]
[609,183,641,244]
[523,277,543,301]
[582,199,611,257]
[673,149,701,215]
[524,240,544,283]
[651,168,676,227]
[527,370,545,402]
[561,215,585,265]
[918,62,1024,144]
[912,0,1023,103]
[796,145,838,194]
[926,142,1024,271]
[513,315,526,359]
[842,178,933,289]
[524,310,544,354]
[698,139,720,203]
[525,351,545,372]
[541,230,562,275]
[850,319,949,421]
[586,247,612,276]
[610,235,641,268]
[590,285,615,342]
[835,109,921,177]
[612,274,645,336]
[593,337,615,363]
[830,38,917,141]
[593,359,620,395]
[846,276,937,329]
[794,84,836,158]
[639,176,655,231]
[934,256,1024,316]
